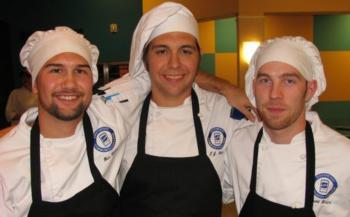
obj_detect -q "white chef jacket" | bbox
[0,95,127,217]
[112,82,244,191]
[223,111,350,216]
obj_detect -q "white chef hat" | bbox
[245,36,326,110]
[129,1,199,79]
[20,26,99,84]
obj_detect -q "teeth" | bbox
[58,95,78,100]
[165,74,183,79]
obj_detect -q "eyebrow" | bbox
[150,44,197,50]
[256,72,303,79]
[43,63,91,69]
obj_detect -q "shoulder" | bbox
[0,123,30,178]
[0,109,35,152]
[310,112,350,147]
[232,122,261,143]
[308,112,350,164]
[88,96,128,129]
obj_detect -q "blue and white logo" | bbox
[207,127,226,150]
[314,173,338,199]
[94,127,116,152]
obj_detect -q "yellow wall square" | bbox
[199,21,215,53]
[215,53,238,85]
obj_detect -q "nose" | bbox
[62,71,77,88]
[269,82,283,99]
[168,52,180,69]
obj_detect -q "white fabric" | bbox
[125,1,199,81]
[148,6,199,43]
[117,84,245,191]
[0,96,127,217]
[223,112,350,216]
[245,36,326,110]
[20,26,99,84]
[256,40,313,81]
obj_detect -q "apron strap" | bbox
[137,89,206,155]
[137,92,151,154]
[30,118,42,202]
[249,128,263,192]
[304,121,315,209]
[83,113,103,182]
[191,89,206,155]
[30,112,100,202]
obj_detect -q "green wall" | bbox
[314,14,350,51]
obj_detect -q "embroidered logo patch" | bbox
[207,127,226,150]
[94,127,116,152]
[314,173,338,199]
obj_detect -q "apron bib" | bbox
[28,113,120,217]
[239,122,316,217]
[120,90,222,217]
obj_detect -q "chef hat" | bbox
[245,36,326,110]
[129,1,199,79]
[20,26,99,84]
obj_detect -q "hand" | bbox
[221,85,257,122]
[195,72,257,121]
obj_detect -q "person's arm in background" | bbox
[5,91,17,124]
[195,72,256,121]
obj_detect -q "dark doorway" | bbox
[0,20,14,128]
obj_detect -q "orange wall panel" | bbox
[143,0,238,20]
[264,15,313,41]
[198,21,215,53]
[320,51,350,101]
[216,53,238,85]
[262,0,350,13]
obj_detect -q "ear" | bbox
[252,78,257,97]
[305,80,317,102]
[32,80,38,94]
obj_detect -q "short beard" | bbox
[48,103,86,121]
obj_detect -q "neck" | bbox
[151,91,191,107]
[38,111,82,138]
[264,116,306,144]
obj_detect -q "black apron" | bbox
[239,121,316,217]
[28,113,120,217]
[120,90,222,217]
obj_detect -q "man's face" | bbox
[253,61,316,132]
[33,52,93,121]
[144,32,200,106]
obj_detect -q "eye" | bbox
[155,48,167,55]
[257,77,271,85]
[284,78,297,86]
[181,48,194,55]
[50,67,61,74]
[75,67,92,76]
[76,69,87,74]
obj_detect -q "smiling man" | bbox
[223,36,350,217]
[0,27,126,217]
[110,2,249,217]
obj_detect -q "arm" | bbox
[195,72,256,121]
[5,92,16,123]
